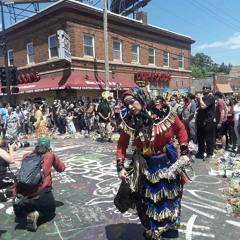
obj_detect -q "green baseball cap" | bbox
[37,137,50,147]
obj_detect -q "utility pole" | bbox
[103,0,109,94]
[1,2,11,104]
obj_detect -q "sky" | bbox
[1,0,240,66]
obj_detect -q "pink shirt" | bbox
[216,99,227,123]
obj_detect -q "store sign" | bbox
[135,71,171,82]
[57,29,71,63]
[102,91,114,99]
[17,72,40,84]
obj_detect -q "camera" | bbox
[9,141,30,148]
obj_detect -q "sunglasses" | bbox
[202,87,210,90]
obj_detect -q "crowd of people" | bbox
[170,83,240,161]
[1,83,240,238]
[0,96,123,143]
[0,82,237,155]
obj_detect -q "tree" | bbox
[191,53,232,78]
[191,67,203,78]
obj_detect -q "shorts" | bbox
[216,122,227,136]
[98,122,113,134]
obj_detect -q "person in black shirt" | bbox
[97,98,113,142]
[0,139,15,201]
[51,100,60,133]
[195,83,215,161]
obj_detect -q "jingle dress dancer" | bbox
[116,88,189,240]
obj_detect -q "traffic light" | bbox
[0,67,7,86]
[11,87,19,94]
[9,67,18,85]
[1,87,19,94]
[1,87,7,94]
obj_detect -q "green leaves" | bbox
[191,53,232,78]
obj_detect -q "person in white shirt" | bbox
[233,96,240,154]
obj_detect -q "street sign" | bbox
[102,91,114,99]
[57,29,71,63]
[115,82,120,90]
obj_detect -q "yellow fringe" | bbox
[144,160,185,183]
[146,206,178,222]
[145,186,180,203]
[145,225,169,240]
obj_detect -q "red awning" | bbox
[64,75,138,90]
[17,75,67,94]
[9,74,137,94]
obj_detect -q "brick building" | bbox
[0,0,195,105]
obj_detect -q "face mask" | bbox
[180,102,184,107]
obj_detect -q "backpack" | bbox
[16,153,44,189]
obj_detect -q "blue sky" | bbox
[143,0,240,66]
[2,0,240,66]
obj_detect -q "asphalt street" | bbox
[0,137,239,240]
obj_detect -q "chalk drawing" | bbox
[226,220,240,227]
[186,214,197,240]
[52,172,76,184]
[6,206,14,215]
[85,178,120,205]
[180,214,215,239]
[191,175,222,185]
[186,190,224,205]
[1,139,239,240]
[59,212,74,228]
[54,221,64,240]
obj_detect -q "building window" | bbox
[163,51,169,67]
[149,47,155,65]
[8,49,14,66]
[131,44,139,63]
[83,34,95,57]
[48,34,58,58]
[27,42,34,64]
[178,53,184,69]
[113,40,122,61]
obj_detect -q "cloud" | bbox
[195,32,240,50]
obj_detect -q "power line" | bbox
[148,0,225,40]
[1,1,228,66]
[203,0,240,25]
[185,0,240,32]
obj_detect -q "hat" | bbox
[214,91,223,98]
[202,83,211,90]
[37,137,50,148]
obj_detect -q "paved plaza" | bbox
[0,137,239,240]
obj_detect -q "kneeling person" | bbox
[13,137,65,231]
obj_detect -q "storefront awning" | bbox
[14,75,137,94]
[216,84,233,94]
[17,75,66,94]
